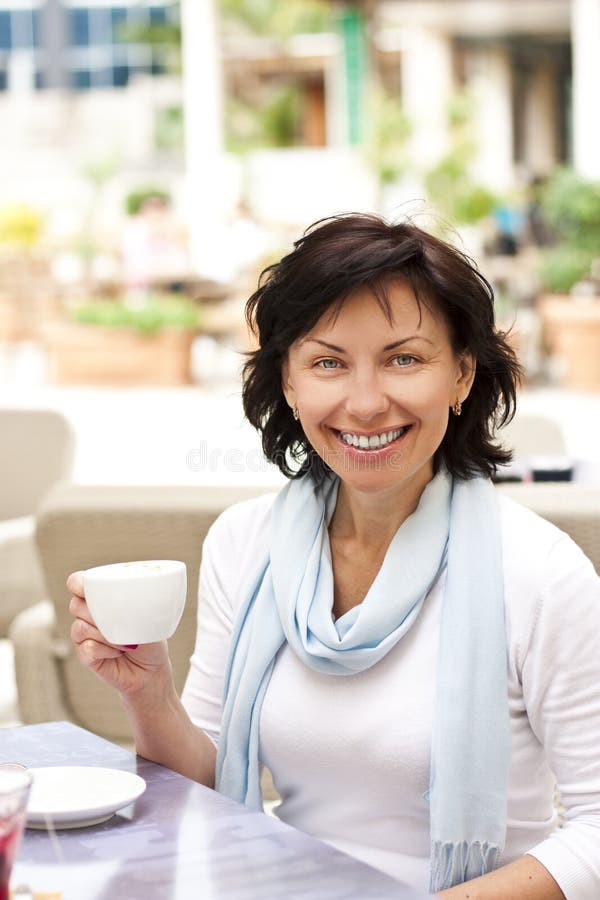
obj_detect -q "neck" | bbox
[329,468,434,547]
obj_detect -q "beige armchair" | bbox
[9,482,275,743]
[497,414,566,459]
[0,407,75,636]
[9,480,599,747]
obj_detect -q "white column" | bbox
[523,58,559,177]
[324,38,348,147]
[401,27,453,169]
[571,0,600,180]
[180,0,228,278]
[466,44,514,191]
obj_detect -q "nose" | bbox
[344,367,391,422]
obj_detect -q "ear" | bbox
[281,357,296,410]
[455,351,476,401]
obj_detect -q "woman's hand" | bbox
[67,571,171,699]
[68,571,216,786]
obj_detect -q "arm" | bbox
[516,538,600,899]
[119,656,216,786]
[119,511,240,781]
[71,499,269,789]
[436,855,563,899]
[68,568,219,787]
[445,533,600,900]
[180,511,238,746]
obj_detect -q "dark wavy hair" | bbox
[242,213,521,481]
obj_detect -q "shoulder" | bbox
[203,490,278,557]
[200,490,278,599]
[196,490,279,618]
[498,491,569,558]
[497,490,594,577]
[497,491,599,660]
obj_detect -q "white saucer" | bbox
[26,766,146,830]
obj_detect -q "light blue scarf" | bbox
[216,470,509,893]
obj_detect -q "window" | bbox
[11,10,34,49]
[112,43,128,66]
[127,5,147,27]
[69,9,89,47]
[112,64,129,86]
[149,7,167,26]
[88,8,111,46]
[0,11,11,51]
[91,66,113,88]
[71,68,91,89]
[111,7,127,43]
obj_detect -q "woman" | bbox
[69,214,600,898]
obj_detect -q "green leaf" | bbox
[70,295,201,335]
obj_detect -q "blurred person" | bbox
[68,214,600,898]
[120,192,189,297]
[227,202,270,277]
[203,202,271,285]
[525,175,555,248]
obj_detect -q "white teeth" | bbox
[340,426,406,450]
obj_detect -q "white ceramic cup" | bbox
[82,560,187,645]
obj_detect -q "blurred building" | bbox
[0,0,184,242]
[2,0,599,268]
[0,0,177,91]
[221,0,593,187]
[378,0,574,187]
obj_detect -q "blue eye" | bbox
[392,354,416,367]
[317,358,339,369]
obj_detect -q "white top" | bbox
[181,491,600,899]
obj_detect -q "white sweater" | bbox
[181,491,600,899]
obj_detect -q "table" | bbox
[4,722,427,900]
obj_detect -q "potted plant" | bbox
[43,294,202,386]
[0,204,51,341]
[536,168,600,390]
[538,168,600,292]
[424,94,497,230]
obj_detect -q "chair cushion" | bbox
[0,516,46,636]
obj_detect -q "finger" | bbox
[70,617,141,656]
[66,571,85,597]
[69,594,96,628]
[71,617,114,649]
[76,637,123,669]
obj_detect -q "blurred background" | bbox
[2,0,600,727]
[1,0,600,479]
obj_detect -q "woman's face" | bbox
[282,280,475,500]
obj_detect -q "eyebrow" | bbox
[302,336,434,352]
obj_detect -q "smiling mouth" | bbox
[335,425,411,451]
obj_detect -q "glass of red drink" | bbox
[0,764,32,900]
